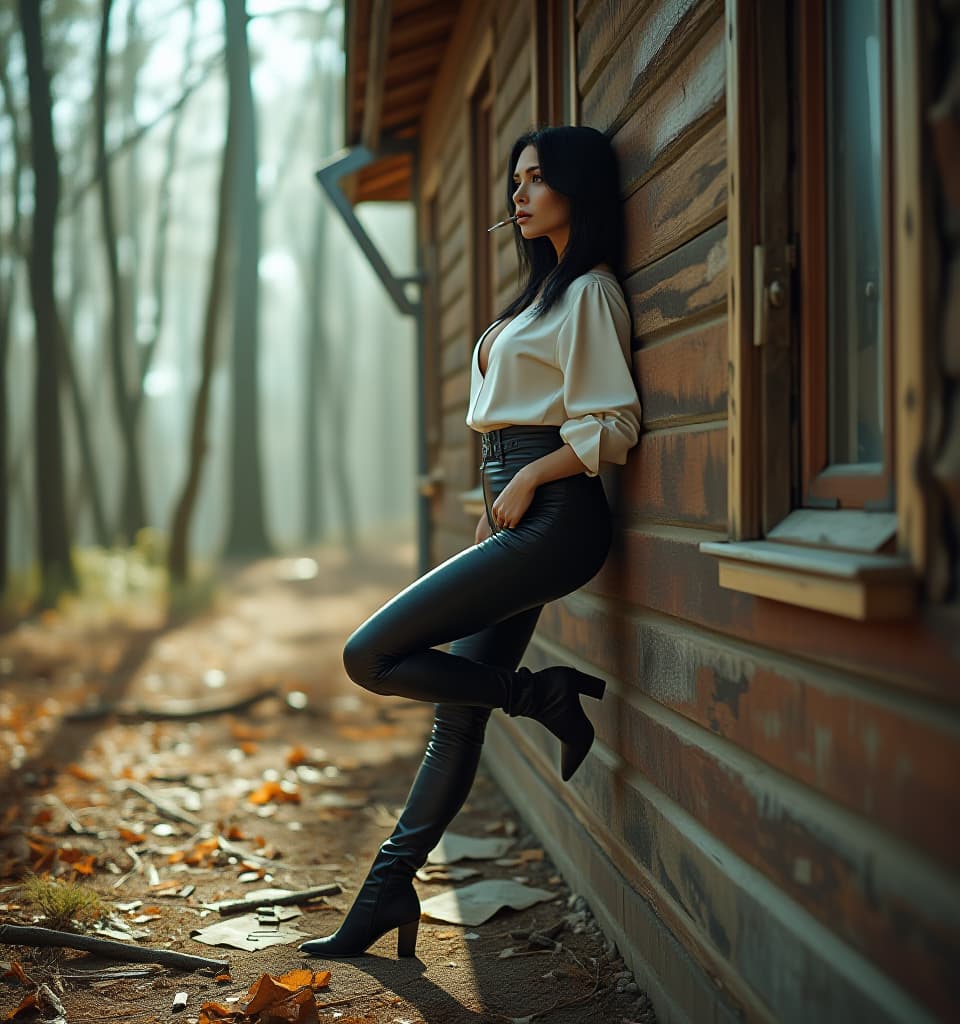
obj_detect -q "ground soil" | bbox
[0,543,655,1024]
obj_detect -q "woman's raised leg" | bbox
[299,607,542,959]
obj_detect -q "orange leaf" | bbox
[286,745,308,766]
[248,781,300,805]
[118,827,146,843]
[198,1003,239,1023]
[244,980,317,1021]
[167,850,187,864]
[66,764,96,782]
[225,825,246,841]
[31,809,53,826]
[214,972,232,984]
[229,721,266,741]
[5,992,38,1019]
[239,741,258,756]
[2,962,32,987]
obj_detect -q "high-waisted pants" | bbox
[342,425,613,869]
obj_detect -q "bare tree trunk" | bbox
[118,0,147,540]
[167,116,235,585]
[0,31,24,599]
[62,145,110,548]
[222,0,271,560]
[17,0,77,608]
[302,26,338,544]
[95,0,145,545]
[129,0,199,439]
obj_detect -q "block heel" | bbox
[396,917,420,957]
[578,674,606,700]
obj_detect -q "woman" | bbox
[299,125,642,961]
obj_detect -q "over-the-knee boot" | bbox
[299,706,489,959]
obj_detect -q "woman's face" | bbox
[511,144,570,258]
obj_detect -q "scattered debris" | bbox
[210,884,340,916]
[425,832,516,864]
[190,906,306,951]
[419,879,557,927]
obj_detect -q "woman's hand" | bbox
[490,467,537,530]
[475,512,493,545]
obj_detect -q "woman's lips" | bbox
[517,213,532,221]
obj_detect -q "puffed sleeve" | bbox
[555,278,642,477]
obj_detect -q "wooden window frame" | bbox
[531,0,563,126]
[800,0,896,512]
[700,0,928,621]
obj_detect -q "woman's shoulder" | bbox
[567,264,628,308]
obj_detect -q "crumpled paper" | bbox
[426,832,515,864]
[190,905,306,951]
[418,879,557,926]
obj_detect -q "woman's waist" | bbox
[478,425,563,464]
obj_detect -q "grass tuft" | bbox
[20,875,105,931]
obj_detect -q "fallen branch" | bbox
[0,924,228,974]
[123,782,202,827]
[215,884,341,916]
[67,686,280,722]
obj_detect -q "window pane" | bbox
[825,0,884,466]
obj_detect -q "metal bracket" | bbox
[314,138,427,318]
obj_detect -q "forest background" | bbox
[0,0,417,617]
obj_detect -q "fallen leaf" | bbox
[2,962,32,986]
[66,764,96,782]
[58,849,96,875]
[4,993,37,1020]
[285,745,308,766]
[118,828,146,843]
[248,781,300,806]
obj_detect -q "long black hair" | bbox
[495,125,624,322]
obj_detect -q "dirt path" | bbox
[0,543,654,1024]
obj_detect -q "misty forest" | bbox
[1,0,417,620]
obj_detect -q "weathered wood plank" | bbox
[438,214,466,276]
[493,33,532,138]
[632,317,727,424]
[494,0,530,79]
[486,720,933,1024]
[609,13,725,190]
[624,115,726,273]
[536,594,960,871]
[581,0,711,127]
[438,445,475,491]
[584,0,722,135]
[620,423,727,527]
[576,0,648,96]
[622,219,728,342]
[439,292,467,345]
[584,525,960,702]
[441,336,467,377]
[441,366,471,410]
[530,643,960,1016]
[442,406,472,447]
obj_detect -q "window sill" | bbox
[698,540,919,620]
[460,486,485,517]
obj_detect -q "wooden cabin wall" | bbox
[418,2,959,1022]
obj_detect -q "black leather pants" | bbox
[342,425,613,868]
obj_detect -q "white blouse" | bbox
[466,266,642,477]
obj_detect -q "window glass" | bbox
[825,0,884,467]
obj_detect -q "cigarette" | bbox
[487,214,520,232]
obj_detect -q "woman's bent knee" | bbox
[342,627,393,694]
